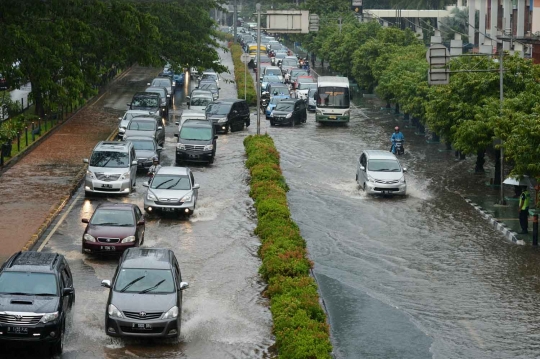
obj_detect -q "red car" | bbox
[293,75,315,90]
[81,203,145,255]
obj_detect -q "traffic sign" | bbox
[309,14,319,32]
[240,53,251,64]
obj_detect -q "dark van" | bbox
[174,120,217,164]
[205,99,250,133]
[127,92,161,116]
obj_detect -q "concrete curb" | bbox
[22,128,118,252]
[462,196,526,245]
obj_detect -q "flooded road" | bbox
[10,48,274,358]
[262,98,540,358]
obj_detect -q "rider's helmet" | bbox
[152,156,159,163]
[394,126,400,132]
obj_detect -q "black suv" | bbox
[269,98,307,126]
[205,99,250,133]
[174,119,218,164]
[0,251,75,355]
[127,92,161,116]
[101,248,189,338]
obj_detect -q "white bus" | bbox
[315,76,351,123]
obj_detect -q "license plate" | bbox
[189,154,199,159]
[7,327,28,334]
[101,184,112,188]
[162,208,175,212]
[132,323,152,330]
[100,246,116,251]
[382,191,389,194]
[329,116,336,120]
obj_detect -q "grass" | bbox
[244,134,333,358]
[229,43,257,106]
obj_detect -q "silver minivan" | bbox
[356,150,407,195]
[84,141,138,195]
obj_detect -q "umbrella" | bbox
[502,176,531,186]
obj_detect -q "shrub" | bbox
[229,43,257,106]
[244,134,333,358]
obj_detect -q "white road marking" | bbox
[37,194,83,252]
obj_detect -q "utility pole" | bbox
[256,3,261,135]
[233,0,238,41]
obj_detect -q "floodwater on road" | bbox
[9,48,274,358]
[261,95,540,358]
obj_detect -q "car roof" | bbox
[181,109,206,116]
[156,166,189,176]
[363,150,399,160]
[4,251,63,273]
[153,77,171,82]
[145,87,165,92]
[121,248,173,270]
[182,119,212,128]
[95,141,131,152]
[124,136,157,142]
[278,99,299,104]
[265,66,280,70]
[130,116,160,122]
[133,92,159,98]
[190,90,213,97]
[212,98,244,104]
[96,203,136,211]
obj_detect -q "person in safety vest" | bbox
[519,186,531,234]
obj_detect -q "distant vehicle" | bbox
[145,86,169,117]
[265,95,290,119]
[123,116,165,147]
[148,78,173,103]
[143,166,199,216]
[262,66,283,82]
[356,150,407,195]
[268,98,307,126]
[295,81,318,100]
[197,80,220,100]
[261,75,283,92]
[315,76,351,123]
[205,99,250,133]
[307,88,317,111]
[0,251,75,355]
[124,135,162,170]
[186,90,213,111]
[118,110,155,139]
[81,203,145,255]
[173,73,185,87]
[83,141,137,195]
[280,56,299,74]
[174,119,217,164]
[101,248,189,338]
[175,109,207,130]
[199,72,219,87]
[267,83,290,98]
[127,92,161,116]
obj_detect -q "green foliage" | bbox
[244,134,332,358]
[230,44,257,106]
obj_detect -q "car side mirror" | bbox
[218,88,221,90]
[167,94,170,98]
[157,126,163,130]
[143,182,149,187]
[132,160,138,166]
[126,103,131,107]
[157,146,163,151]
[214,135,218,140]
[175,121,179,125]
[403,167,407,172]
[179,282,189,291]
[193,184,200,190]
[137,219,145,226]
[146,82,151,86]
[195,86,199,89]
[360,165,365,171]
[101,280,111,288]
[81,218,89,223]
[118,117,122,121]
[83,158,89,163]
[174,133,179,137]
[63,287,74,296]
[186,96,190,99]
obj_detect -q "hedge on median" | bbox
[244,134,333,359]
[229,43,257,106]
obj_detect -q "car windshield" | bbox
[90,151,129,168]
[308,88,317,98]
[90,208,135,226]
[114,269,175,294]
[151,174,191,190]
[152,79,171,88]
[259,56,271,63]
[368,159,402,172]
[0,272,58,296]
[265,69,281,76]
[291,71,308,78]
[282,59,297,67]
[199,82,217,91]
[128,120,155,131]
[191,97,211,106]
[132,97,159,108]
[299,83,317,90]
[271,86,288,95]
[206,103,231,115]
[130,139,155,151]
[270,97,284,105]
[263,76,280,83]
[317,86,350,109]
[146,89,165,97]
[202,74,217,81]
[275,103,294,111]
[180,126,212,141]
[275,53,287,59]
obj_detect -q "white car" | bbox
[186,90,213,111]
[175,110,207,131]
[356,150,407,195]
[295,82,318,100]
[199,72,219,88]
[118,110,155,138]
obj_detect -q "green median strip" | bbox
[244,134,333,359]
[229,43,257,106]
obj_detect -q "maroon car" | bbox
[81,203,145,255]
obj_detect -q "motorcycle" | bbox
[392,139,405,155]
[260,91,270,110]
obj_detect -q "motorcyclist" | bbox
[390,126,404,154]
[284,71,291,85]
[147,156,161,178]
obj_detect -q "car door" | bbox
[173,259,182,305]
[130,147,137,180]
[293,102,300,124]
[231,103,240,127]
[134,206,144,244]
[59,266,71,313]
[62,263,75,307]
[155,120,165,145]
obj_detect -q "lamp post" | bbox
[256,3,261,135]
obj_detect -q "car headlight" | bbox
[218,117,227,123]
[121,236,136,243]
[316,109,323,115]
[162,306,178,319]
[344,110,351,116]
[86,170,95,179]
[203,144,213,151]
[399,176,406,184]
[108,304,123,318]
[83,233,96,242]
[180,192,192,202]
[286,113,292,118]
[118,127,126,133]
[120,171,130,180]
[40,312,59,324]
[367,175,375,183]
[147,191,157,201]
[269,111,274,117]
[177,143,186,150]
[172,81,176,86]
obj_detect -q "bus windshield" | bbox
[317,87,350,109]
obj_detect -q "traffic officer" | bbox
[519,186,531,234]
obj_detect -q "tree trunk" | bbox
[404,113,410,121]
[31,82,45,118]
[395,102,400,114]
[386,101,391,108]
[475,150,485,173]
[493,147,501,185]
[446,141,452,150]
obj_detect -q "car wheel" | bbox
[363,183,366,192]
[223,125,229,134]
[209,156,215,164]
[230,122,237,132]
[50,323,64,355]
[270,120,275,126]
[355,173,358,181]
[246,120,250,127]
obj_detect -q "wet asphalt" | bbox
[11,48,274,358]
